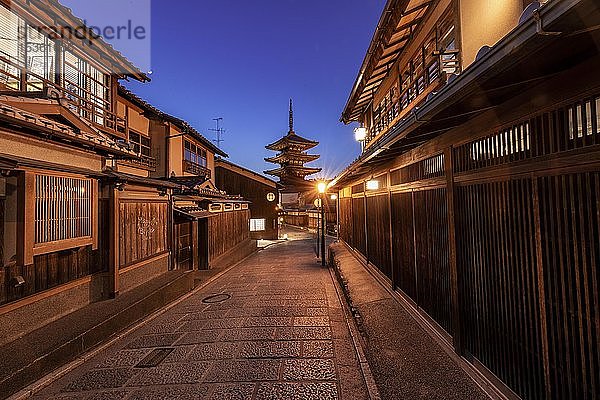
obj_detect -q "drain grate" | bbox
[135,348,174,368]
[202,293,231,304]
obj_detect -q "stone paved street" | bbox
[30,232,369,400]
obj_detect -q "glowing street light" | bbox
[317,181,327,194]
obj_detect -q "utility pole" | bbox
[209,118,225,148]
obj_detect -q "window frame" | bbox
[183,139,208,168]
[250,218,266,232]
[19,170,98,264]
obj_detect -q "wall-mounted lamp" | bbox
[366,180,380,191]
[354,126,367,142]
[11,276,25,288]
[354,125,368,152]
[330,194,338,201]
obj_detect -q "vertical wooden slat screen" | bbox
[351,197,366,256]
[538,173,600,400]
[391,192,417,301]
[339,197,353,246]
[413,188,452,334]
[456,179,546,399]
[366,195,392,280]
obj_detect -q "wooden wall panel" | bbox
[391,192,417,301]
[538,173,600,400]
[339,198,353,246]
[366,195,392,280]
[456,179,545,399]
[1,245,94,306]
[118,201,168,268]
[414,188,452,335]
[208,210,250,261]
[351,197,366,255]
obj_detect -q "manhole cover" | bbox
[202,293,231,304]
[135,348,174,368]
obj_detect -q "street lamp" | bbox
[317,181,327,266]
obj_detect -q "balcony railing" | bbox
[184,160,211,179]
[0,54,126,136]
[123,156,157,171]
[366,50,460,148]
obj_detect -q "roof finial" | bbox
[289,98,294,134]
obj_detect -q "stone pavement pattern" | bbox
[31,234,369,400]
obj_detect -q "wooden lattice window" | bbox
[34,174,92,244]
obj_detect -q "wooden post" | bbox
[192,219,199,270]
[91,179,99,251]
[108,186,119,297]
[363,187,369,265]
[17,171,35,267]
[532,177,551,399]
[444,147,463,355]
[387,174,396,289]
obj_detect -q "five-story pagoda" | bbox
[265,100,321,192]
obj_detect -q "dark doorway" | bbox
[175,222,192,270]
[197,218,209,270]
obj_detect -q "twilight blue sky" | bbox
[62,0,386,178]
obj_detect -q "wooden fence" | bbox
[338,93,600,399]
[208,210,250,261]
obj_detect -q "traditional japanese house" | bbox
[0,0,188,347]
[332,0,600,398]
[264,100,321,192]
[118,88,254,271]
[215,158,279,240]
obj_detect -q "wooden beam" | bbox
[108,186,119,297]
[532,177,552,399]
[444,146,463,355]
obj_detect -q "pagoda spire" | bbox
[289,98,294,134]
[265,100,321,190]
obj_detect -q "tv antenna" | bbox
[209,118,225,148]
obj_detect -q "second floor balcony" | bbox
[365,49,460,149]
[184,159,211,180]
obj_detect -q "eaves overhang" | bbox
[331,0,600,188]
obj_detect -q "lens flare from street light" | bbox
[317,182,327,194]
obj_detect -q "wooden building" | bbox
[0,0,252,349]
[118,88,254,271]
[215,158,279,240]
[332,0,600,398]
[0,0,181,344]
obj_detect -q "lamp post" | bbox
[317,181,327,266]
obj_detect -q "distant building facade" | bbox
[215,158,279,240]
